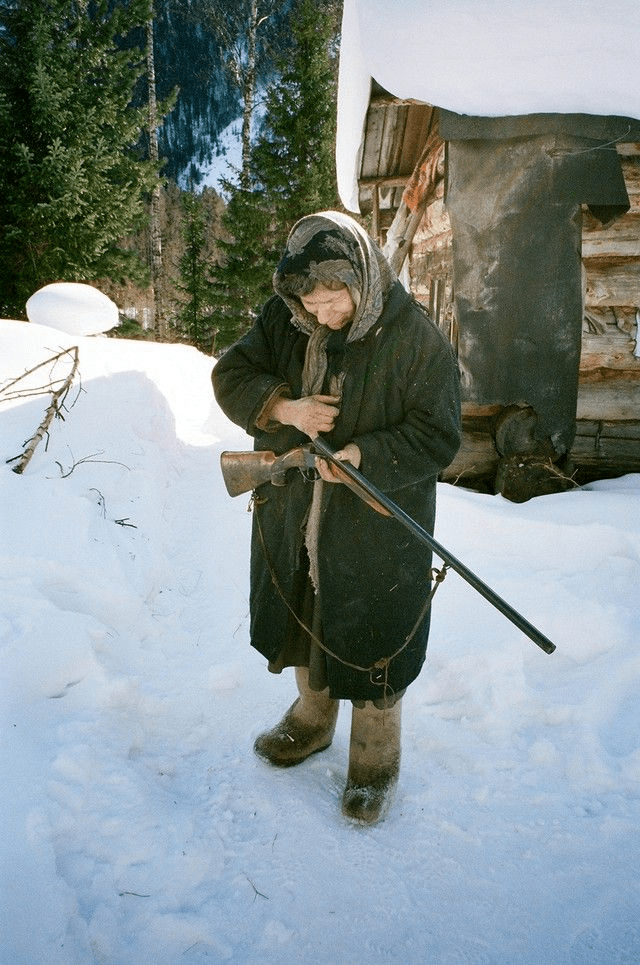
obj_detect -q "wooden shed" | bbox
[356,84,640,498]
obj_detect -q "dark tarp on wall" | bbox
[440,111,635,460]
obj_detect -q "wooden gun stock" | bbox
[220,446,312,497]
[220,446,391,516]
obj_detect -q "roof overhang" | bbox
[337,0,640,212]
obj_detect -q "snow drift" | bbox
[1,318,639,964]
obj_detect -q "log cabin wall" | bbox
[355,90,640,488]
[408,145,640,487]
[575,146,640,477]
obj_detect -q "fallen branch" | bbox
[244,873,269,901]
[7,346,80,475]
[1,346,79,399]
[541,457,581,489]
[114,517,137,529]
[89,488,107,518]
[54,449,131,478]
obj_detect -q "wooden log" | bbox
[584,260,640,307]
[413,196,451,244]
[571,420,640,473]
[411,229,453,265]
[576,377,640,420]
[580,307,639,370]
[617,143,640,157]
[441,429,499,484]
[442,418,640,487]
[580,346,640,371]
[582,213,640,257]
[620,154,640,187]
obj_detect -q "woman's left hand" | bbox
[315,442,362,483]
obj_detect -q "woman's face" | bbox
[300,283,356,330]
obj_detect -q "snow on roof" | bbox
[337,0,640,212]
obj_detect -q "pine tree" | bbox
[0,0,162,317]
[210,0,341,350]
[174,190,216,353]
[252,0,342,253]
[210,179,275,351]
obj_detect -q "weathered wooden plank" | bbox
[583,260,640,306]
[582,213,640,257]
[571,420,640,472]
[576,378,640,420]
[380,104,409,176]
[361,103,391,180]
[580,307,639,369]
[441,430,499,484]
[399,105,435,174]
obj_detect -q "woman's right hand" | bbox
[270,394,340,438]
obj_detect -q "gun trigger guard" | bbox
[300,444,320,482]
[300,466,320,482]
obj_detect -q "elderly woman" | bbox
[212,211,461,824]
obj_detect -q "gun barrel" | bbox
[311,436,557,655]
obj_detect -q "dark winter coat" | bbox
[213,280,461,703]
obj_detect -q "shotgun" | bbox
[219,437,557,655]
[219,443,392,517]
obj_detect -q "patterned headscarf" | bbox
[273,211,396,345]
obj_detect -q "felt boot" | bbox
[253,667,339,767]
[342,699,402,824]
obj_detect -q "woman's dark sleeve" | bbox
[212,298,292,436]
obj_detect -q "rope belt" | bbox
[251,491,449,699]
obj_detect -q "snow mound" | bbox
[26,283,119,336]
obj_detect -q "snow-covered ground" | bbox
[180,90,267,194]
[177,116,243,194]
[1,318,639,964]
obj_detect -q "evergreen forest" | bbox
[0,0,344,353]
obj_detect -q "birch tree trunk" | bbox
[240,0,258,190]
[147,13,166,337]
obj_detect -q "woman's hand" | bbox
[315,442,362,483]
[270,394,340,438]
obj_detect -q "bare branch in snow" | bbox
[54,449,131,478]
[6,346,80,475]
